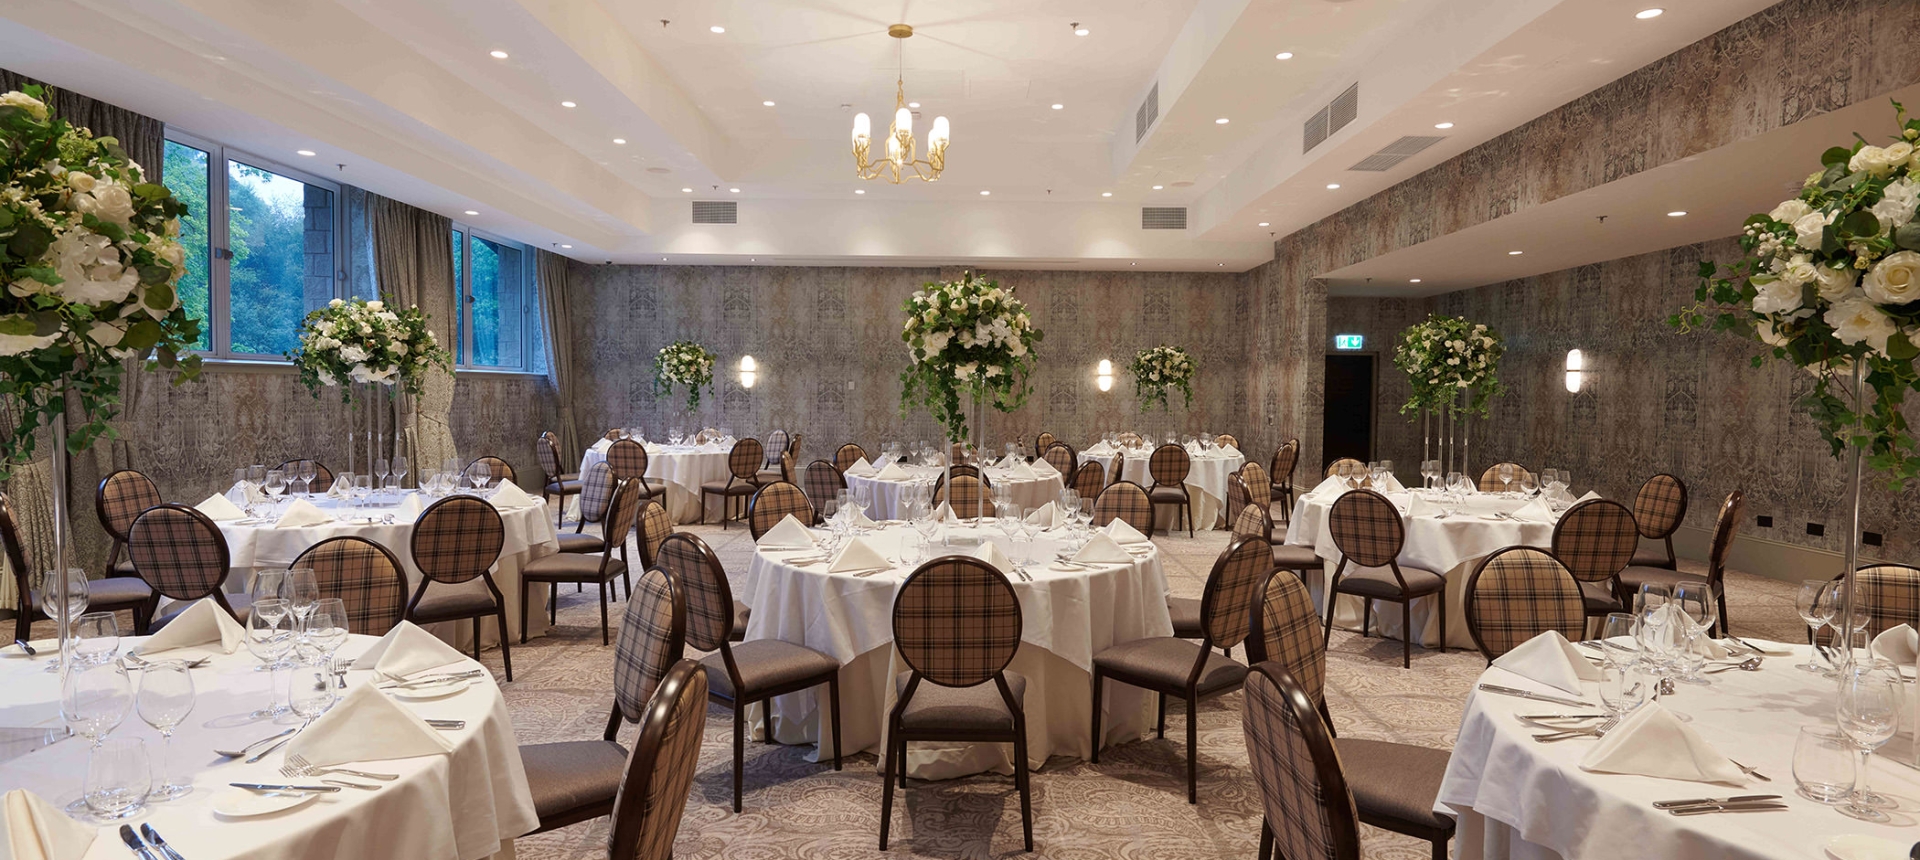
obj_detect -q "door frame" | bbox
[1322,351,1378,467]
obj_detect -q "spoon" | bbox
[213,727,297,759]
[1703,657,1764,674]
[13,639,35,657]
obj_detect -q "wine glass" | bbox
[81,737,150,821]
[353,474,374,512]
[1518,470,1538,496]
[247,464,267,498]
[469,462,490,491]
[1671,580,1715,684]
[303,598,350,663]
[264,468,286,514]
[1797,580,1840,672]
[37,568,89,673]
[250,570,287,616]
[392,455,410,490]
[1497,462,1516,494]
[73,612,119,666]
[373,457,390,496]
[285,568,320,624]
[61,661,131,747]
[136,660,196,800]
[1836,661,1902,821]
[297,461,317,498]
[244,602,294,715]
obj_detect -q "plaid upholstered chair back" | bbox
[128,503,232,601]
[1477,463,1536,492]
[1227,475,1253,524]
[1116,432,1144,447]
[655,533,734,651]
[608,659,708,860]
[607,439,650,481]
[892,556,1022,688]
[579,462,618,523]
[1148,444,1191,488]
[465,456,515,486]
[636,501,674,569]
[1203,537,1273,648]
[1325,458,1366,480]
[778,450,796,484]
[1036,431,1055,451]
[1632,474,1689,539]
[786,433,804,462]
[410,496,506,584]
[834,443,866,472]
[0,494,34,604]
[1070,462,1104,502]
[294,536,408,636]
[727,439,765,480]
[271,460,334,490]
[748,482,813,540]
[614,567,686,723]
[941,475,989,519]
[97,469,162,542]
[1708,490,1744,576]
[946,464,982,482]
[1231,503,1271,542]
[1216,434,1239,449]
[1242,665,1362,860]
[1851,564,1920,638]
[764,430,789,467]
[605,429,624,441]
[1464,547,1585,660]
[1550,499,1638,583]
[804,460,845,521]
[1241,462,1272,509]
[1091,481,1154,534]
[1272,440,1299,483]
[536,434,564,481]
[603,479,644,551]
[1042,442,1076,477]
[1247,573,1324,706]
[1327,489,1403,568]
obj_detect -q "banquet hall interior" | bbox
[2,0,1919,858]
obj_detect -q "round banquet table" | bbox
[843,463,1068,520]
[1082,447,1245,531]
[1285,488,1558,650]
[0,634,537,860]
[1441,642,1920,860]
[216,492,560,649]
[579,439,732,524]
[739,521,1173,779]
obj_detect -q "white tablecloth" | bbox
[580,440,732,524]
[739,522,1173,779]
[0,634,537,860]
[844,464,1068,520]
[1083,448,1245,530]
[217,493,561,649]
[1442,643,1920,860]
[1284,489,1556,649]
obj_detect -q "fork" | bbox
[1533,715,1619,742]
[1729,759,1772,782]
[282,753,399,781]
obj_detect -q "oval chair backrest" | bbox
[1043,442,1076,477]
[1231,503,1271,542]
[1325,457,1365,480]
[764,429,789,467]
[410,496,506,584]
[748,481,812,540]
[1476,463,1535,492]
[727,439,765,480]
[635,500,674,570]
[607,439,650,482]
[602,479,644,552]
[578,462,618,523]
[129,503,232,601]
[1550,499,1638,583]
[834,443,866,472]
[1243,664,1362,860]
[293,536,408,636]
[1241,461,1272,509]
[1850,563,1920,638]
[1227,474,1253,524]
[97,469,162,543]
[613,567,685,723]
[0,494,35,610]
[892,556,1021,688]
[654,533,733,652]
[536,434,564,480]
[1247,573,1325,707]
[1216,434,1239,448]
[803,460,845,522]
[1708,490,1744,576]
[1632,474,1689,539]
[942,475,989,519]
[1035,432,1055,453]
[1327,489,1403,569]
[778,450,796,484]
[1272,440,1299,484]
[1091,480,1154,535]
[465,456,515,486]
[1464,546,1585,661]
[1070,462,1105,502]
[1202,536,1274,648]
[608,658,708,860]
[1148,444,1191,487]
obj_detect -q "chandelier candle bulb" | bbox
[852,113,871,146]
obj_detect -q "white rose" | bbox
[73,184,136,225]
[154,240,185,268]
[1793,210,1835,249]
[0,314,62,356]
[316,368,337,386]
[366,300,384,311]
[66,172,97,194]
[1863,250,1920,305]
[1751,279,1804,315]
[1778,255,1818,286]
[1826,296,1898,355]
[339,345,368,363]
[1887,141,1916,166]
[0,92,47,120]
[393,341,408,356]
[1813,263,1859,301]
[1769,199,1814,224]
[1755,318,1791,347]
[1850,145,1896,178]
[329,298,346,308]
[1870,177,1920,230]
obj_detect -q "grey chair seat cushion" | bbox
[1274,544,1321,570]
[700,481,755,496]
[86,576,154,607]
[153,592,251,630]
[1168,596,1204,639]
[1093,637,1247,694]
[1577,579,1624,613]
[1616,566,1707,598]
[1335,737,1454,832]
[895,670,1027,733]
[555,533,606,555]
[703,638,839,700]
[1628,548,1673,569]
[1148,486,1189,503]
[544,478,583,495]
[1335,566,1445,599]
[522,553,624,584]
[409,586,500,622]
[519,740,627,819]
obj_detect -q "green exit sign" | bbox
[1334,334,1365,350]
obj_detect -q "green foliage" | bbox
[1128,345,1196,413]
[652,340,716,413]
[1392,315,1506,418]
[897,271,1043,443]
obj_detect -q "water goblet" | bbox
[136,660,196,799]
[286,568,320,624]
[37,568,89,672]
[297,461,317,498]
[353,474,374,512]
[82,737,150,821]
[1796,579,1837,672]
[73,612,119,666]
[1836,661,1902,820]
[1497,462,1516,494]
[62,660,131,748]
[1671,580,1716,683]
[392,455,410,489]
[374,457,391,496]
[469,462,490,491]
[265,468,287,514]
[304,598,350,660]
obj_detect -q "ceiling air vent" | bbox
[1135,82,1159,143]
[1328,83,1359,134]
[691,201,737,224]
[1349,135,1444,171]
[1141,207,1187,230]
[1303,106,1330,153]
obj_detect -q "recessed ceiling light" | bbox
[1051,104,1064,110]
[560,101,577,108]
[1151,185,1164,190]
[1214,117,1230,125]
[464,210,479,216]
[1635,7,1663,18]
[762,100,775,107]
[295,149,315,157]
[681,187,692,193]
[979,190,991,196]
[1275,52,1294,60]
[560,244,572,249]
[710,25,726,33]
[1131,262,1136,266]
[662,257,668,262]
[1326,183,1340,190]
[1258,222,1270,227]
[1074,25,1090,36]
[1101,192,1113,197]
[1667,210,1688,217]
[1217,263,1225,267]
[613,138,627,144]
[729,187,740,193]
[1434,122,1454,129]
[855,189,865,194]
[1508,250,1524,256]
[908,102,920,108]
[489,50,509,59]
[1410,278,1422,283]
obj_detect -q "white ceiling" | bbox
[0,0,1792,271]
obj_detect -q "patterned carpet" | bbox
[483,522,1808,860]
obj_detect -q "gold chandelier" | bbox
[851,24,949,184]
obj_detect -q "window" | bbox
[450,225,545,373]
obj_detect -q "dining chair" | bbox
[291,536,408,636]
[1550,498,1639,629]
[1269,439,1299,524]
[1090,481,1154,535]
[1321,489,1447,668]
[1215,434,1238,449]
[604,429,623,442]
[1464,547,1586,663]
[1093,536,1269,803]
[1227,475,1258,540]
[405,495,513,680]
[700,438,766,528]
[463,456,516,487]
[129,503,248,628]
[936,474,990,520]
[96,468,162,579]
[1070,461,1105,504]
[1628,473,1689,569]
[759,429,790,482]
[747,481,813,539]
[559,462,617,556]
[786,433,805,468]
[1325,457,1366,480]
[606,658,708,860]
[5,493,154,640]
[803,459,846,524]
[1042,442,1077,477]
[660,533,841,812]
[1240,461,1273,518]
[1825,564,1920,638]
[536,432,582,530]
[271,459,335,495]
[1475,462,1535,492]
[520,567,685,838]
[1243,664,1362,860]
[1619,489,1741,635]
[521,478,640,645]
[1035,432,1056,455]
[605,439,666,500]
[1230,504,1321,576]
[1147,444,1194,537]
[834,443,867,472]
[881,556,1032,852]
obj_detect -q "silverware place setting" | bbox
[1477,683,1596,709]
[1702,656,1764,674]
[213,727,297,759]
[282,752,399,782]
[375,669,485,690]
[1532,715,1620,743]
[230,782,343,795]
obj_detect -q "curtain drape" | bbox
[370,194,459,478]
[535,250,581,465]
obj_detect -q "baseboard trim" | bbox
[1671,524,1882,584]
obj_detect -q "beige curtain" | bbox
[535,250,581,464]
[371,195,459,477]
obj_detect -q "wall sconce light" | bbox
[1564,349,1584,393]
[739,354,758,389]
[1095,359,1114,392]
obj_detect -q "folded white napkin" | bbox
[284,683,454,768]
[326,475,353,499]
[1491,631,1602,696]
[1403,495,1433,518]
[1007,461,1039,481]
[1086,442,1115,455]
[1579,702,1746,785]
[1074,532,1134,565]
[1184,442,1204,455]
[874,462,913,482]
[276,498,332,529]
[1105,518,1151,545]
[196,492,247,522]
[223,482,254,511]
[351,621,472,680]
[489,479,538,509]
[698,442,725,453]
[847,506,879,529]
[1024,502,1063,529]
[843,458,878,478]
[1510,498,1556,523]
[1376,473,1406,493]
[828,538,892,574]
[995,454,1021,469]
[1030,458,1060,477]
[1220,444,1243,459]
[1873,624,1920,665]
[757,514,817,550]
[590,438,613,453]
[933,502,958,523]
[134,598,245,656]
[0,789,95,860]
[971,541,1015,575]
[1575,490,1602,505]
[644,442,665,455]
[1304,475,1347,501]
[396,493,427,520]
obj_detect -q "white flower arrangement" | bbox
[1392,315,1506,417]
[898,271,1043,442]
[287,297,449,400]
[1680,101,1920,484]
[652,340,717,413]
[1128,345,1196,412]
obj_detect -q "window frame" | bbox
[449,222,542,373]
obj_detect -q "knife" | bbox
[1652,794,1781,809]
[230,782,343,793]
[1668,801,1790,815]
[1476,683,1595,708]
[119,825,162,860]
[140,824,188,860]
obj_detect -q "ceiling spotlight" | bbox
[1073,23,1090,36]
[1326,183,1340,190]
[1101,192,1113,197]
[560,100,577,108]
[855,189,865,194]
[979,190,991,196]
[464,210,479,216]
[1217,263,1225,267]
[681,187,693,193]
[1508,250,1524,256]
[710,25,726,33]
[1151,184,1164,190]
[908,102,920,108]
[295,149,315,157]
[560,244,572,249]
[1434,122,1454,129]
[1214,117,1230,125]
[729,187,740,193]
[488,50,509,59]
[1275,51,1294,60]
[1258,222,1270,227]
[613,138,627,144]
[762,100,775,106]
[1635,7,1664,18]
[1667,210,1688,217]
[662,257,668,261]
[1051,103,1064,110]
[1410,278,1422,283]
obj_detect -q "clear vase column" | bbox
[1837,361,1866,673]
[49,407,72,672]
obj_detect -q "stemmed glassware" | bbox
[1497,462,1516,494]
[1835,660,1902,821]
[286,568,320,627]
[298,461,317,498]
[287,651,337,730]
[1670,580,1716,684]
[62,660,131,748]
[136,659,196,800]
[264,468,286,516]
[469,462,491,492]
[1517,470,1538,496]
[37,568,88,673]
[244,600,294,716]
[352,474,374,513]
[1597,612,1647,716]
[374,457,391,497]
[73,612,119,666]
[392,455,410,491]
[1797,579,1838,672]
